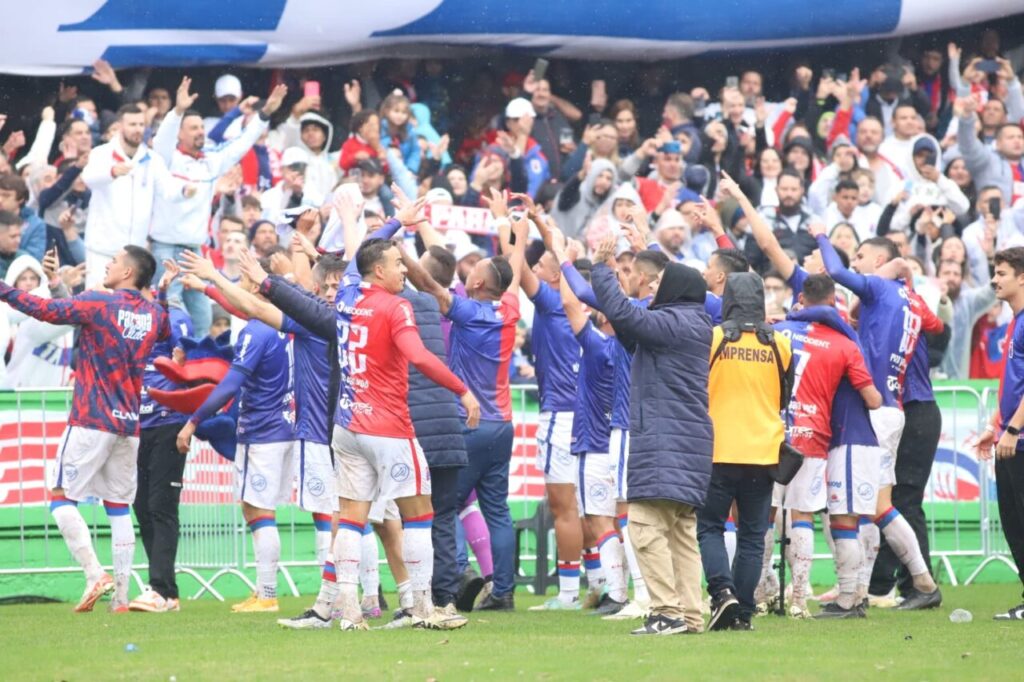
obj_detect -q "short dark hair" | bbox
[487,255,514,293]
[0,209,20,227]
[801,274,836,305]
[356,238,399,277]
[711,248,748,275]
[0,174,29,205]
[182,108,203,121]
[997,123,1023,139]
[937,258,966,277]
[525,239,547,269]
[424,245,456,288]
[117,103,144,120]
[994,247,1024,277]
[312,253,347,288]
[350,109,378,135]
[220,215,244,230]
[779,167,806,189]
[634,249,669,275]
[862,236,898,262]
[893,103,917,118]
[835,179,859,194]
[241,195,262,211]
[61,118,89,138]
[124,245,156,289]
[665,93,694,121]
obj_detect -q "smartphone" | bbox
[725,75,739,89]
[822,68,836,80]
[976,59,1000,75]
[990,197,1002,220]
[587,112,602,125]
[304,80,321,98]
[836,72,848,82]
[922,150,937,167]
[559,127,574,146]
[532,58,549,82]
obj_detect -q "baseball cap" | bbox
[425,188,453,205]
[505,97,536,120]
[214,74,242,100]
[912,136,938,156]
[356,157,383,175]
[658,140,682,154]
[281,147,309,169]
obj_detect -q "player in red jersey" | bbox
[0,246,169,612]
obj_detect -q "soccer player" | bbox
[507,197,586,609]
[176,257,295,613]
[403,188,523,612]
[772,275,883,618]
[549,227,629,614]
[129,278,194,613]
[0,246,169,612]
[178,248,345,569]
[975,247,1024,621]
[814,225,943,610]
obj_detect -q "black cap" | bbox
[356,158,383,175]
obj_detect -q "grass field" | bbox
[1,585,1021,681]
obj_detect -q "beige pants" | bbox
[628,499,704,632]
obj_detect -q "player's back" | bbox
[572,321,615,455]
[74,290,168,436]
[336,281,418,438]
[856,277,920,405]
[234,319,293,445]
[290,324,330,444]
[530,281,580,412]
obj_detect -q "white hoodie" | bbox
[273,111,339,206]
[1,255,74,388]
[80,136,182,257]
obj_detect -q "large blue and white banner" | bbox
[0,1,1016,76]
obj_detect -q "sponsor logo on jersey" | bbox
[112,409,139,421]
[250,473,268,492]
[306,477,325,497]
[390,463,411,482]
[117,309,154,341]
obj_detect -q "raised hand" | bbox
[482,187,509,220]
[42,248,60,283]
[158,259,181,291]
[391,183,428,227]
[179,273,206,291]
[718,171,741,199]
[332,187,364,228]
[177,249,217,281]
[237,96,259,117]
[238,249,270,286]
[175,76,199,114]
[90,59,122,92]
[343,80,362,111]
[262,84,289,116]
[594,233,617,266]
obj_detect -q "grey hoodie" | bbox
[550,158,618,240]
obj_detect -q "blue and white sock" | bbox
[334,518,365,621]
[403,513,435,617]
[51,495,103,583]
[248,515,280,600]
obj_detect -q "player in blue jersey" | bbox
[814,225,943,610]
[406,188,524,612]
[546,227,630,615]
[177,255,295,613]
[129,284,193,614]
[559,247,665,618]
[976,247,1024,621]
[504,195,587,609]
[0,246,169,613]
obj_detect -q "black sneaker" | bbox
[455,569,485,613]
[592,594,627,616]
[728,618,754,631]
[814,602,867,620]
[895,588,942,611]
[476,592,515,612]
[994,603,1024,620]
[630,614,688,635]
[708,590,740,631]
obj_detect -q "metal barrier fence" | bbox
[0,383,1017,600]
[0,386,546,600]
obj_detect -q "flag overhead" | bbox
[0,0,1016,75]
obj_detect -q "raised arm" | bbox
[213,85,286,174]
[494,189,535,296]
[176,368,246,453]
[401,244,452,314]
[719,171,795,280]
[809,225,870,296]
[179,249,283,329]
[590,235,662,348]
[557,261,589,335]
[548,224,599,308]
[0,281,98,326]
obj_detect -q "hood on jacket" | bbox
[299,111,334,155]
[581,158,618,203]
[3,254,48,325]
[609,181,642,208]
[906,133,943,184]
[652,262,706,308]
[721,272,766,328]
[672,122,703,164]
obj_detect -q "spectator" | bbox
[79,104,181,287]
[962,186,1024,261]
[636,141,684,213]
[0,210,25,278]
[945,157,978,223]
[937,258,997,380]
[339,109,385,174]
[0,174,46,260]
[746,169,820,273]
[240,195,262,228]
[559,119,620,182]
[823,178,881,240]
[591,243,713,636]
[204,74,243,133]
[956,96,1024,207]
[808,139,860,215]
[700,271,792,631]
[277,99,338,206]
[550,158,617,240]
[609,100,640,157]
[261,147,317,222]
[249,220,279,259]
[206,215,245,270]
[527,77,578,181]
[742,147,784,209]
[483,97,547,198]
[829,223,861,261]
[150,78,285,336]
[856,116,904,205]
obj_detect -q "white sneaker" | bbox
[413,605,469,631]
[129,588,176,613]
[602,599,649,621]
[868,589,900,609]
[277,608,332,629]
[380,608,414,629]
[338,618,370,631]
[788,603,812,619]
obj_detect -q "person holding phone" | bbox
[956,95,1024,207]
[526,67,581,181]
[276,80,339,207]
[888,136,970,233]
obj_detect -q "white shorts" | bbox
[826,444,883,516]
[294,440,337,514]
[609,428,630,501]
[49,426,139,504]
[870,406,905,488]
[332,426,431,502]
[576,452,616,518]
[368,497,400,525]
[235,441,294,510]
[536,411,576,485]
[772,457,827,512]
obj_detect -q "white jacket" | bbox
[149,109,269,246]
[81,137,181,256]
[274,112,338,206]
[1,255,73,388]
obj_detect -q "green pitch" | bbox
[1,585,1021,681]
